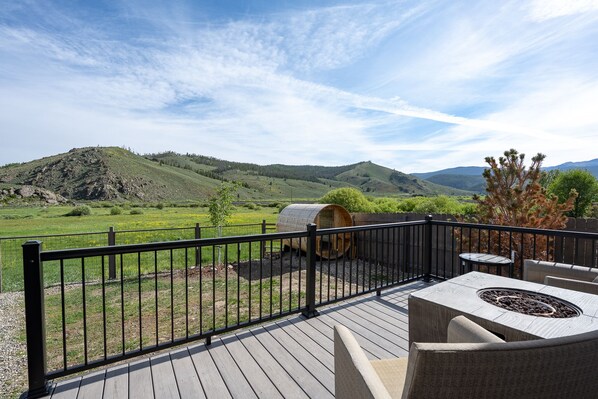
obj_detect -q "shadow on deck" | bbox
[42,280,431,399]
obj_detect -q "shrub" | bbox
[65,205,91,216]
[156,203,165,210]
[110,206,123,215]
[243,202,259,210]
[130,209,143,215]
[319,188,374,212]
[277,202,290,213]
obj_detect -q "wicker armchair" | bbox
[334,315,598,399]
[523,259,598,294]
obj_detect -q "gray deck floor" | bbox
[43,280,430,399]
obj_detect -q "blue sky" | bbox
[1,0,597,173]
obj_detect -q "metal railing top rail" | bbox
[315,219,427,235]
[432,220,598,240]
[39,230,307,261]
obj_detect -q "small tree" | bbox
[474,149,574,229]
[208,183,236,230]
[461,149,575,275]
[208,183,237,265]
[548,169,598,218]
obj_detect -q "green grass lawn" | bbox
[0,204,280,292]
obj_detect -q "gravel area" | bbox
[0,291,27,399]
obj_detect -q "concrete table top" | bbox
[408,272,598,345]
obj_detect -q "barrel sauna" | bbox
[277,204,352,259]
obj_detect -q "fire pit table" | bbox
[409,272,598,345]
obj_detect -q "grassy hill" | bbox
[0,147,471,202]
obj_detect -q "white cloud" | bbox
[528,0,598,22]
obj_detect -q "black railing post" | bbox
[195,223,201,266]
[302,223,319,318]
[108,227,116,279]
[423,215,433,282]
[22,241,51,398]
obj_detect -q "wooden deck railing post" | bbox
[22,241,51,398]
[423,215,433,282]
[108,226,116,279]
[302,223,319,318]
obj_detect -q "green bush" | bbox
[156,203,165,210]
[277,202,290,213]
[65,205,92,217]
[243,202,259,210]
[371,198,400,213]
[130,209,143,215]
[319,188,374,212]
[110,206,123,215]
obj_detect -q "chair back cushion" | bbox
[334,325,392,399]
[402,328,598,398]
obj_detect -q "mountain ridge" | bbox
[0,147,470,202]
[411,159,598,193]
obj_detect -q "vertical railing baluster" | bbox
[120,254,124,356]
[225,244,229,327]
[101,256,107,360]
[185,248,189,339]
[60,259,67,371]
[259,242,263,319]
[154,251,158,347]
[237,243,241,325]
[82,258,88,365]
[137,253,142,350]
[170,250,174,343]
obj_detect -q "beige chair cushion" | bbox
[524,259,598,283]
[370,358,409,399]
[544,275,598,295]
[447,315,505,344]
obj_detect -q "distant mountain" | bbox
[411,158,598,193]
[0,147,471,202]
[412,166,486,180]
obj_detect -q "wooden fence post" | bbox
[108,227,116,280]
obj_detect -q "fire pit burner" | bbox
[478,288,581,318]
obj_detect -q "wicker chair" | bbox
[523,259,598,294]
[334,315,598,399]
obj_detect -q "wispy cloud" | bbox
[0,0,596,173]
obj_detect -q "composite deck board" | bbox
[38,282,426,399]
[271,319,335,372]
[318,311,400,358]
[235,330,307,398]
[102,364,129,399]
[207,338,257,399]
[150,354,180,399]
[188,345,232,399]
[128,358,154,399]
[220,334,283,399]
[169,348,206,399]
[249,326,333,398]
[76,370,105,399]
[50,377,81,399]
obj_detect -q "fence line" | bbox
[1,222,275,292]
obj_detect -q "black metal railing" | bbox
[1,221,275,292]
[22,220,425,397]
[21,217,598,397]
